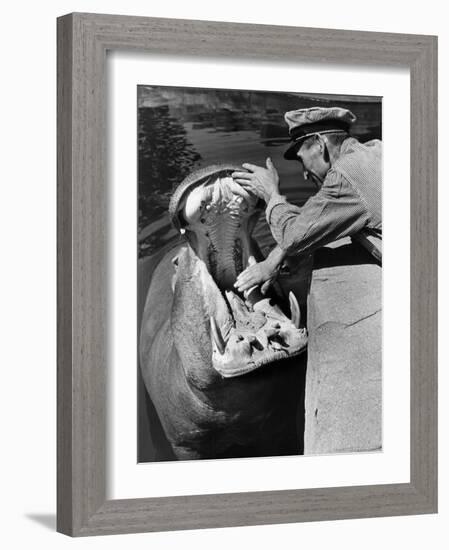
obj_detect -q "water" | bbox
[138,86,382,258]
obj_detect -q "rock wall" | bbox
[304,237,382,454]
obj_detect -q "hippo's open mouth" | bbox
[169,164,307,378]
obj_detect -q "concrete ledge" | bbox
[304,237,382,454]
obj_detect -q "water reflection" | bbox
[138,105,201,228]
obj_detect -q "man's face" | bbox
[296,135,331,188]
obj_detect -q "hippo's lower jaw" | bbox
[210,287,307,378]
[172,245,307,379]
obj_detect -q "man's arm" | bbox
[232,160,370,292]
[266,169,370,256]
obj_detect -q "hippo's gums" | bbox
[139,164,308,460]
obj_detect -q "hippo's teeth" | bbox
[289,291,301,328]
[256,328,269,349]
[210,316,226,355]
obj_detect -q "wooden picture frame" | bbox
[57,12,438,536]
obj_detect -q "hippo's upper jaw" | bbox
[169,165,307,379]
[173,166,261,291]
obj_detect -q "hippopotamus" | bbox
[139,164,308,460]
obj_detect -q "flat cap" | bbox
[283,106,357,160]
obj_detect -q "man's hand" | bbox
[234,256,281,295]
[232,158,280,203]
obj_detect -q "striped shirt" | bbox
[266,137,382,259]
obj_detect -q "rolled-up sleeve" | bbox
[265,169,370,256]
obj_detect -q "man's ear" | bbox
[315,133,325,152]
[316,134,330,163]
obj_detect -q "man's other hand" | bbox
[234,256,280,295]
[232,158,280,203]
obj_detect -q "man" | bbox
[232,106,382,294]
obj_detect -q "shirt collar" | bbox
[339,136,358,155]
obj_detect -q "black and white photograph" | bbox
[0,0,442,543]
[137,85,382,462]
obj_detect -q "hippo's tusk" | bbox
[210,316,226,355]
[289,291,301,328]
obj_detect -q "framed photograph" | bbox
[57,13,437,536]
